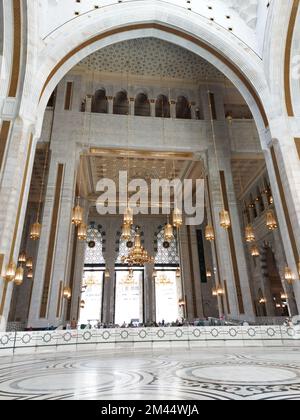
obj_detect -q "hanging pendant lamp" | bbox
[284,267,294,284]
[205,225,215,242]
[4,261,17,282]
[124,207,133,226]
[18,252,27,265]
[78,223,87,241]
[121,223,132,241]
[14,267,24,286]
[27,269,33,280]
[30,221,42,241]
[266,210,278,231]
[173,208,183,228]
[220,210,231,229]
[26,258,33,270]
[245,225,255,243]
[250,245,260,257]
[164,223,174,242]
[72,202,84,227]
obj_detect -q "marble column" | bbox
[0,119,36,331]
[107,97,114,115]
[150,100,156,118]
[27,139,78,329]
[170,101,176,119]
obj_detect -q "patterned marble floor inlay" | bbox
[1,348,300,400]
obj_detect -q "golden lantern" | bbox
[14,267,24,286]
[217,285,225,296]
[280,292,288,300]
[266,210,278,231]
[205,225,215,242]
[63,286,72,300]
[206,269,212,278]
[250,245,260,257]
[176,267,181,278]
[77,223,87,241]
[26,258,33,269]
[164,224,174,242]
[212,287,218,297]
[72,204,83,227]
[245,225,255,243]
[259,297,267,305]
[4,261,17,282]
[219,210,231,229]
[284,267,294,284]
[80,300,85,309]
[30,221,42,241]
[18,252,27,265]
[121,223,132,241]
[27,270,33,280]
[172,208,183,228]
[104,268,110,279]
[124,207,133,226]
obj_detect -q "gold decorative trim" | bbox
[220,171,245,315]
[39,23,269,128]
[0,121,11,172]
[40,164,64,318]
[90,147,194,160]
[295,138,300,159]
[285,0,300,117]
[8,0,21,97]
[56,281,63,318]
[270,146,299,265]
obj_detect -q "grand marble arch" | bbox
[0,0,300,331]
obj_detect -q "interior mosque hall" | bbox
[0,0,300,402]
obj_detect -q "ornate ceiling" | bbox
[78,38,225,82]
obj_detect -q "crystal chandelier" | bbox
[14,267,24,286]
[78,223,87,241]
[220,210,231,229]
[245,225,255,243]
[121,229,154,266]
[172,208,183,228]
[205,224,215,241]
[164,223,174,242]
[250,245,260,257]
[266,210,278,231]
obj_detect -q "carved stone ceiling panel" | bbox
[78,38,225,82]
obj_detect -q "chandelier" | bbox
[78,223,87,241]
[14,267,24,287]
[266,210,278,231]
[164,223,174,242]
[284,267,294,284]
[30,221,42,241]
[121,229,154,266]
[205,224,215,242]
[72,202,84,227]
[250,245,260,257]
[63,286,72,300]
[220,210,231,229]
[173,208,183,228]
[245,225,255,243]
[121,223,132,241]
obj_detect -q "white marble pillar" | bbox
[150,100,156,118]
[0,119,36,331]
[170,101,176,119]
[107,97,114,115]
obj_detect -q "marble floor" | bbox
[0,347,300,400]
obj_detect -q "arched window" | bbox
[84,224,106,266]
[135,93,150,117]
[91,89,108,114]
[176,96,191,119]
[113,91,129,115]
[155,95,170,118]
[155,226,180,265]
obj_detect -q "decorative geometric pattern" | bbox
[155,227,180,265]
[79,38,225,82]
[1,341,300,400]
[84,224,106,265]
